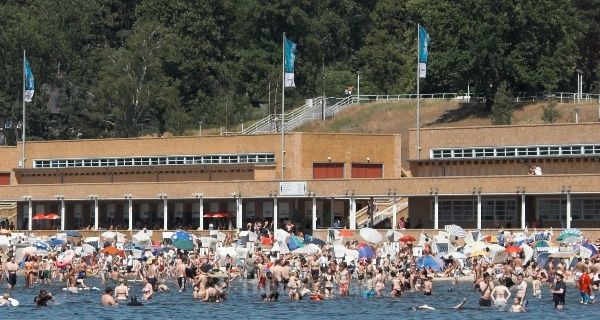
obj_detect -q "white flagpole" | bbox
[22,50,26,168]
[281,32,286,180]
[416,24,421,160]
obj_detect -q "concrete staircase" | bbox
[356,198,408,228]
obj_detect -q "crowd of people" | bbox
[1,227,600,314]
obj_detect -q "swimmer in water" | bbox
[491,278,511,308]
[34,289,53,306]
[100,287,117,306]
[511,297,526,313]
[127,294,144,306]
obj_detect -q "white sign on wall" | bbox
[279,181,307,196]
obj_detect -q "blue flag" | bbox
[24,57,35,102]
[284,36,297,87]
[418,25,430,78]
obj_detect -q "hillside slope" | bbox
[298,99,600,165]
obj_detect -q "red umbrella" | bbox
[339,229,353,237]
[45,213,60,220]
[399,235,416,243]
[102,246,120,255]
[32,213,47,220]
[203,213,214,218]
[505,246,522,254]
[211,212,231,218]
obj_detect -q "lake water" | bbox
[1,277,597,320]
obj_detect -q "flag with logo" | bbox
[418,25,430,78]
[284,36,297,87]
[24,57,35,102]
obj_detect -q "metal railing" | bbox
[233,92,600,136]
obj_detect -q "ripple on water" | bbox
[0,278,595,320]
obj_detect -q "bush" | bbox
[541,101,560,123]
[491,82,513,125]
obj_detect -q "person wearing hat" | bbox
[552,271,567,309]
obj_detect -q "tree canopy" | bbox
[0,0,597,143]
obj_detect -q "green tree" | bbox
[92,22,180,137]
[491,82,513,125]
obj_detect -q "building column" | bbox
[349,197,357,229]
[89,194,99,230]
[434,194,439,230]
[566,191,571,229]
[125,194,133,230]
[60,197,65,231]
[520,192,526,229]
[273,197,278,236]
[312,195,317,231]
[476,192,482,230]
[199,196,204,231]
[236,197,243,230]
[392,195,398,230]
[162,196,168,230]
[25,196,32,231]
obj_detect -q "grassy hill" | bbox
[298,99,600,165]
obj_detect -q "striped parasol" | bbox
[444,224,467,238]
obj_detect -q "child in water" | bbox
[532,275,542,299]
[511,297,526,312]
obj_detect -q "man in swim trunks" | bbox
[6,257,18,289]
[101,287,118,306]
[479,272,494,306]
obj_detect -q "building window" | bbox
[33,153,276,169]
[313,163,344,179]
[482,199,517,222]
[537,199,566,221]
[571,198,600,221]
[430,144,600,160]
[351,163,383,178]
[431,199,476,221]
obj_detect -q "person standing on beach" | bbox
[552,271,567,309]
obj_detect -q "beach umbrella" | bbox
[416,255,443,272]
[557,229,582,242]
[357,245,376,259]
[45,213,60,220]
[559,236,583,244]
[581,242,598,256]
[100,231,116,239]
[559,228,582,238]
[536,252,551,268]
[444,224,467,238]
[442,252,466,260]
[173,239,195,251]
[292,243,321,255]
[520,243,534,264]
[171,230,193,242]
[386,230,403,242]
[133,230,152,242]
[275,229,290,242]
[287,235,305,251]
[482,235,499,243]
[48,238,65,247]
[535,240,551,249]
[75,244,96,257]
[34,240,50,251]
[32,213,46,220]
[360,228,383,244]
[487,244,505,252]
[304,234,326,246]
[399,235,416,243]
[102,246,120,255]
[339,229,353,237]
[505,246,522,254]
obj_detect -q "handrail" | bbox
[238,92,600,135]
